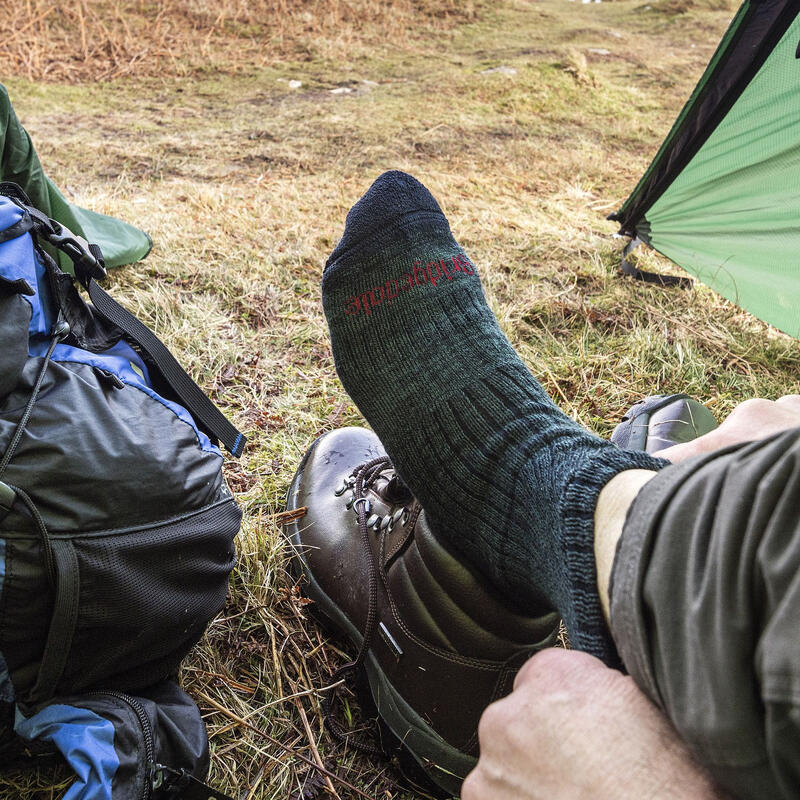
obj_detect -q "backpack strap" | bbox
[0,212,33,245]
[3,187,246,457]
[85,277,246,457]
[27,539,80,705]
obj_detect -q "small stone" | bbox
[330,87,353,95]
[480,65,517,76]
[288,80,302,89]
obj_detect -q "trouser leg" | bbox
[609,426,800,800]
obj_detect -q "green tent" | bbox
[611,4,800,339]
[0,84,151,270]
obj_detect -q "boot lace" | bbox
[323,456,421,755]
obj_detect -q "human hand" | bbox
[656,395,800,463]
[462,648,726,800]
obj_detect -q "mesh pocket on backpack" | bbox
[2,497,240,700]
[55,496,241,694]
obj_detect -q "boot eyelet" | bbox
[352,497,372,514]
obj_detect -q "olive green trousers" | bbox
[611,427,800,800]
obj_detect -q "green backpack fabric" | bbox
[0,84,152,271]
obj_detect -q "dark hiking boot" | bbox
[284,427,560,796]
[610,394,718,454]
[285,398,717,794]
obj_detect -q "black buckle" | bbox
[151,764,235,800]
[44,224,107,284]
[0,183,106,284]
[0,182,106,285]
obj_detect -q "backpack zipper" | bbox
[86,690,156,800]
[71,690,232,800]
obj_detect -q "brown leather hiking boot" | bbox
[285,427,560,796]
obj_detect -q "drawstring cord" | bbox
[0,319,70,589]
[0,320,69,478]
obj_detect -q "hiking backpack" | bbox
[0,183,245,799]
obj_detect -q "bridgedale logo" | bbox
[345,252,476,316]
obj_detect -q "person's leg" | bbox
[322,172,800,798]
[322,171,666,665]
[463,402,800,800]
[606,419,800,800]
[594,469,658,621]
[596,396,800,621]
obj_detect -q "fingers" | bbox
[776,394,800,412]
[728,396,800,419]
[666,396,800,459]
[646,396,800,463]
[462,764,501,800]
[468,648,726,800]
[460,768,482,800]
[726,397,771,416]
[513,647,606,691]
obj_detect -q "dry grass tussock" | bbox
[3,0,799,798]
[1,0,479,82]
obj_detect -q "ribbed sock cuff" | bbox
[560,448,669,667]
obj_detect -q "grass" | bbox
[2,0,799,797]
[0,0,480,82]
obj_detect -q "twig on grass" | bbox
[262,681,345,711]
[293,688,341,799]
[4,4,54,43]
[273,507,307,526]
[197,691,378,800]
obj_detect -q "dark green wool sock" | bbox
[322,171,667,665]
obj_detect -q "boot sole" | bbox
[284,434,475,797]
